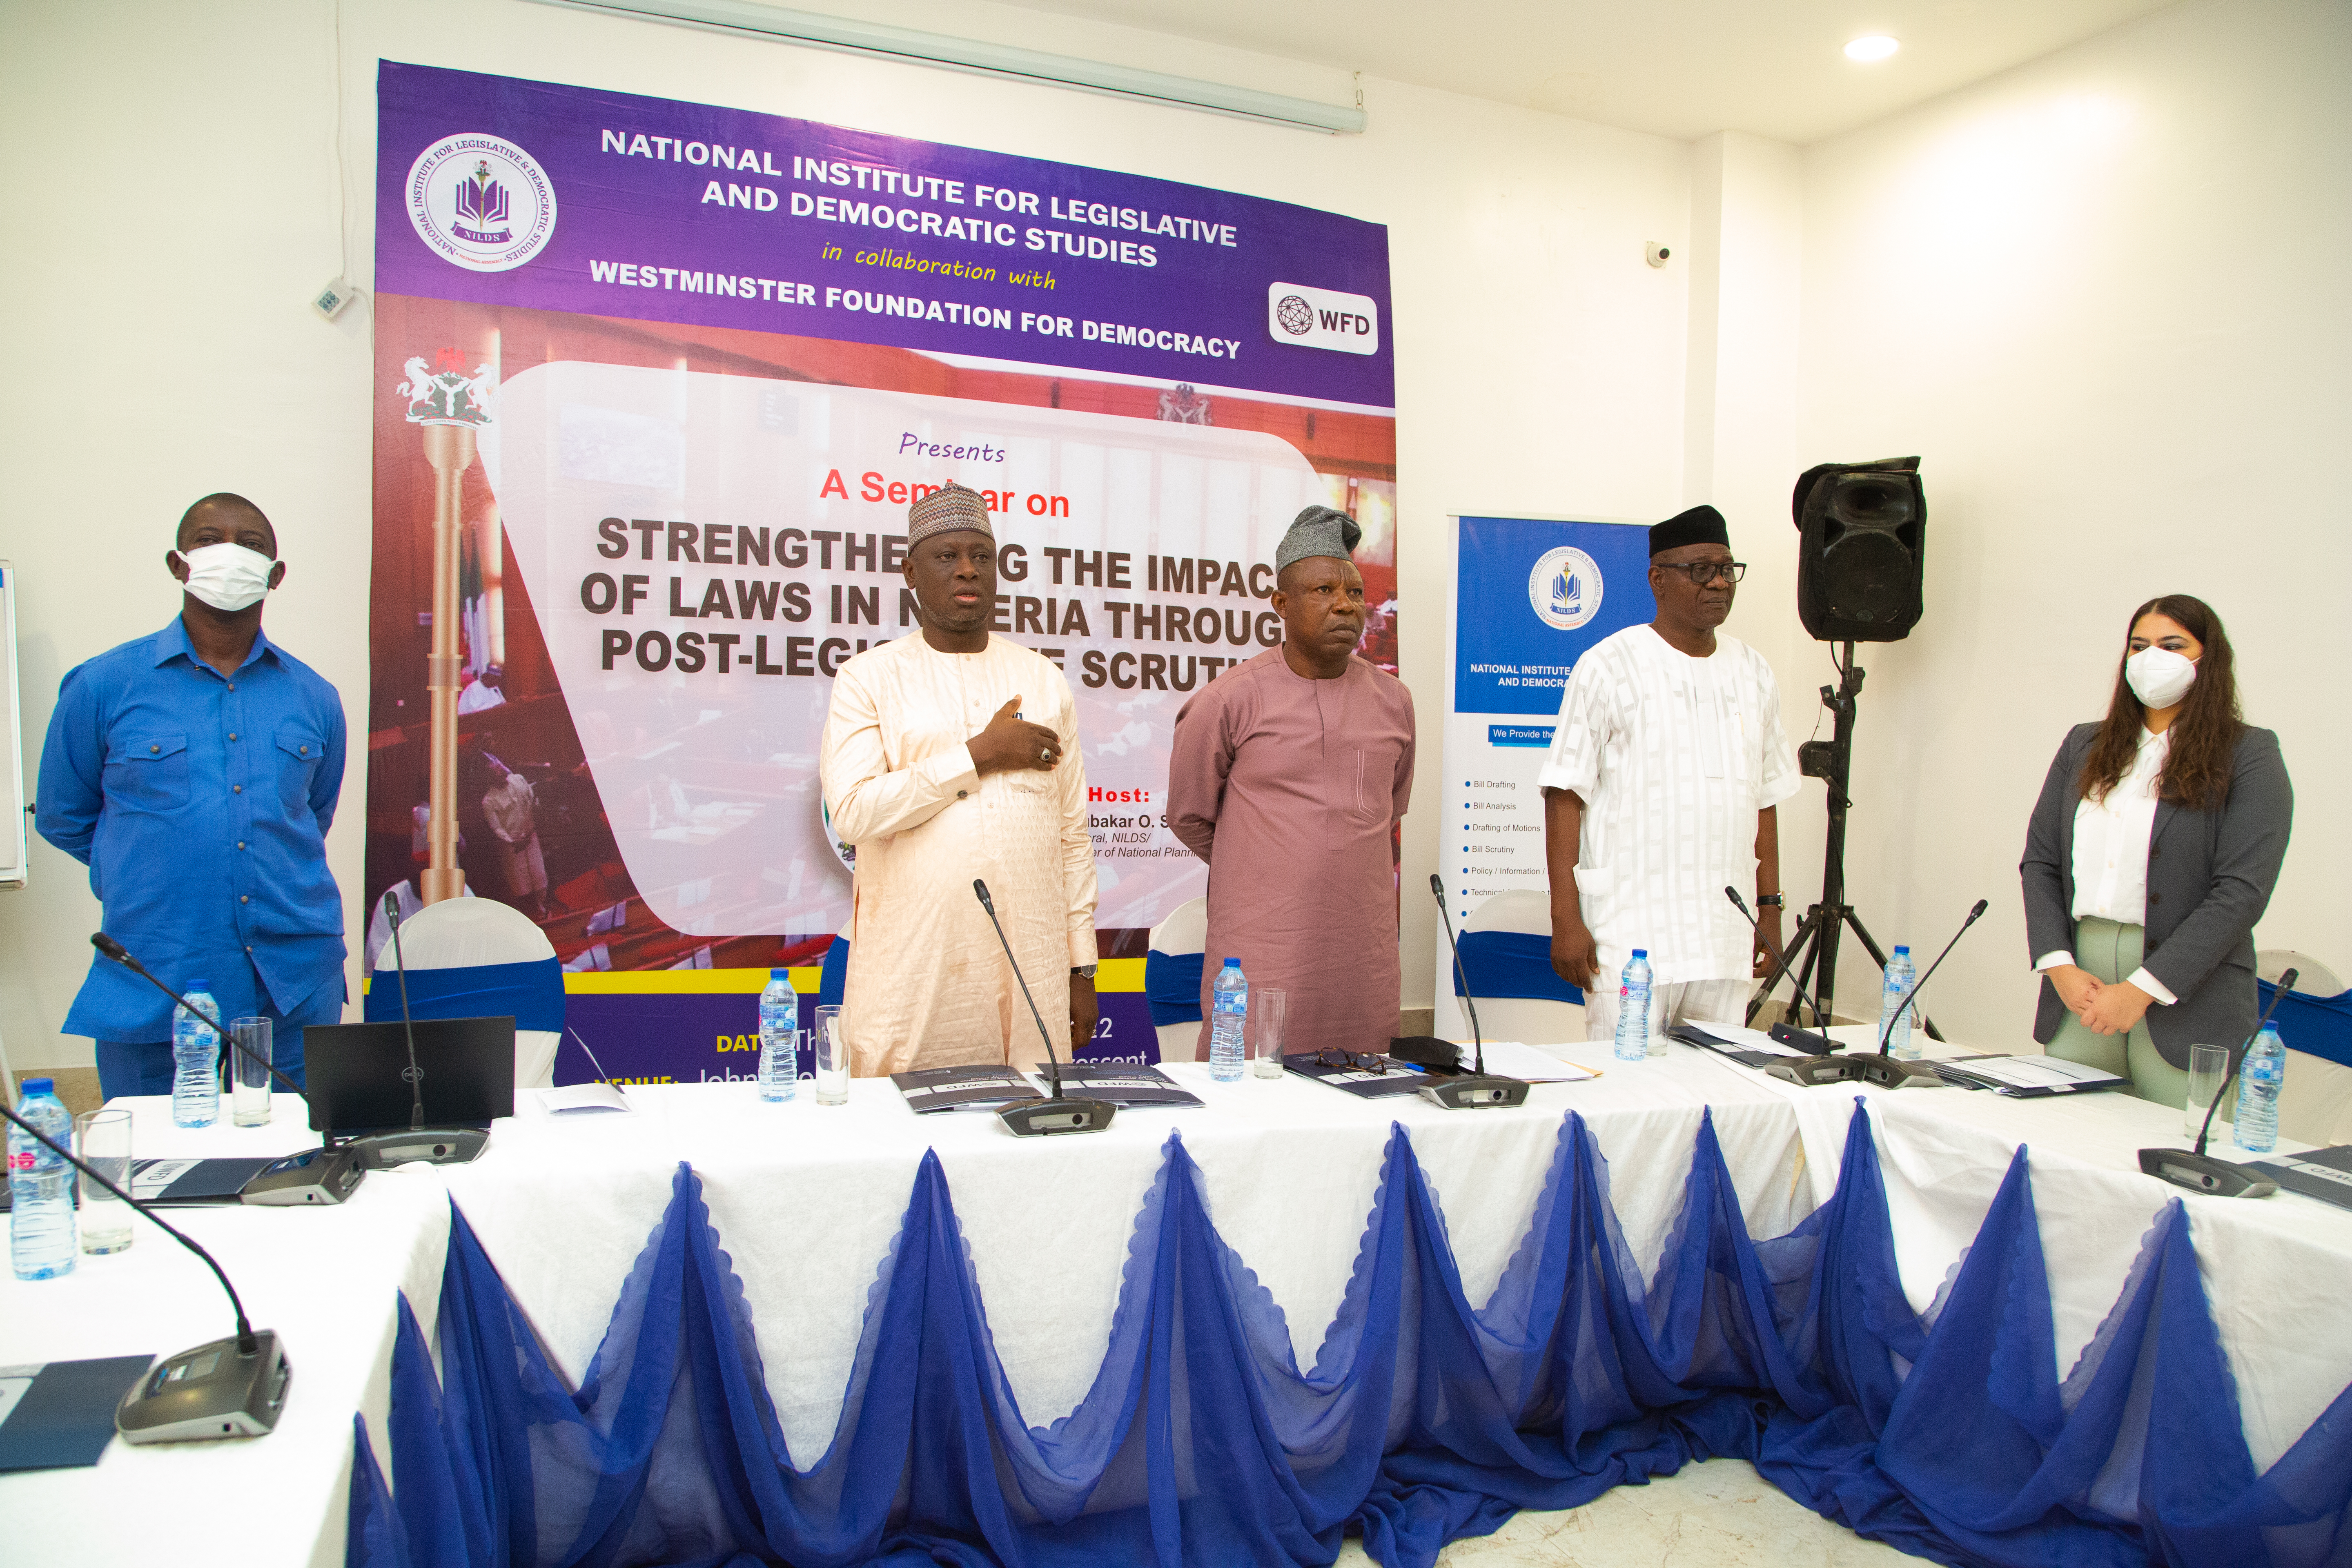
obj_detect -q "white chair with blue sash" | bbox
[1452,890,1586,1047]
[1146,898,1208,1061]
[2259,951,2352,1147]
[364,898,567,1092]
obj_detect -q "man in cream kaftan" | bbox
[820,485,1098,1077]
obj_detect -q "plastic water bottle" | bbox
[2234,1023,2285,1154]
[1210,958,1247,1082]
[1612,950,1653,1063]
[757,969,798,1103]
[173,979,221,1128]
[9,1078,77,1280]
[1878,947,1918,1059]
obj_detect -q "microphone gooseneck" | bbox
[1875,898,1989,1057]
[1429,874,1485,1076]
[0,1096,258,1354]
[972,879,1068,1098]
[383,893,427,1134]
[2194,968,2296,1158]
[1725,886,1828,1029]
[90,932,303,1097]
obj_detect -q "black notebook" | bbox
[2248,1145,2352,1211]
[1038,1062,1202,1108]
[0,1156,279,1212]
[1283,1054,1431,1099]
[0,1356,155,1472]
[891,1065,1045,1114]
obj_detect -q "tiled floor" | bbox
[1331,1459,1915,1566]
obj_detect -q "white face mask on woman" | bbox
[170,542,276,612]
[2125,646,2197,710]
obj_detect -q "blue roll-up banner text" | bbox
[1436,516,1652,1038]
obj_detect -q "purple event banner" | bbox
[377,62,1395,409]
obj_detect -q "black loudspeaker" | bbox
[1792,457,1926,642]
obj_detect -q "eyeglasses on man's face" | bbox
[1657,561,1747,585]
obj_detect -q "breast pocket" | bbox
[1352,742,1401,823]
[104,734,189,811]
[1325,743,1401,848]
[275,725,326,813]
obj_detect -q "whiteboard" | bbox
[0,564,24,886]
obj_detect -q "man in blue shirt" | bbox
[37,494,348,1096]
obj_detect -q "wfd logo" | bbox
[1265,281,1380,356]
[1528,546,1603,631]
[407,134,559,272]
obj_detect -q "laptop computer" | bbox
[302,1016,516,1137]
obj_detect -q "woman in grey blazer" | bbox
[2020,594,2292,1103]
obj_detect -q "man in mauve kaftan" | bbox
[821,633,1097,1076]
[1167,648,1416,1058]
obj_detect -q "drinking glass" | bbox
[2185,1044,2232,1138]
[76,1109,134,1255]
[814,1004,849,1105]
[1250,988,1288,1077]
[230,1016,273,1127]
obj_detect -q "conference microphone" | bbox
[1761,899,1985,1089]
[1725,887,1836,1048]
[91,932,365,1205]
[336,893,489,1169]
[2138,968,2295,1199]
[972,879,1114,1136]
[0,1096,290,1441]
[1418,875,1529,1109]
[1851,898,1988,1089]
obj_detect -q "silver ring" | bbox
[1040,746,1054,762]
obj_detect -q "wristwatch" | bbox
[1071,964,1098,980]
[1755,894,1785,909]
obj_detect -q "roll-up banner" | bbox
[367,64,1395,1083]
[1436,516,1651,1040]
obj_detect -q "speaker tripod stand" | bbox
[1747,641,1943,1043]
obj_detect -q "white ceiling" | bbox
[996,0,2186,144]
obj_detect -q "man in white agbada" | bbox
[1541,505,1801,1042]
[820,482,1100,1077]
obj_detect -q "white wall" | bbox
[1795,0,2352,1038]
[0,0,1698,1067]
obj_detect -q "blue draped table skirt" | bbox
[347,1096,2352,1568]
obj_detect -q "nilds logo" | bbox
[1528,546,1603,632]
[407,134,558,273]
[1265,281,1380,356]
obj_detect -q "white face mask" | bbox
[2125,646,2197,710]
[171,542,276,612]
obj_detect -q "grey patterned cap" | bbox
[1274,505,1362,572]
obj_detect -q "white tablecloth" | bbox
[5,1033,2345,1565]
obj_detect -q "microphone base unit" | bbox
[116,1330,291,1444]
[1417,1074,1530,1110]
[1765,1054,1864,1087]
[241,1145,368,1206]
[1769,1022,1844,1054]
[2137,1147,2278,1199]
[1854,1056,1950,1089]
[998,1096,1116,1137]
[341,1127,491,1169]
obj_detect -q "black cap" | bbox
[1650,504,1730,557]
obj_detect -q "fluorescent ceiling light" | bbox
[1843,35,1901,63]
[525,0,1368,134]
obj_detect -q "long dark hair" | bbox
[2078,594,2243,808]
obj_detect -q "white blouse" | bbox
[2034,726,2178,1004]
